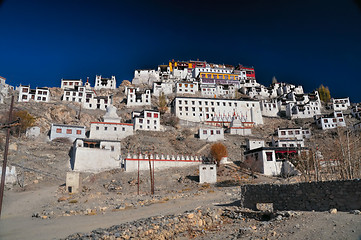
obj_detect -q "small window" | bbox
[111,146,114,151]
[266,152,273,161]
[114,127,117,131]
[66,129,72,134]
[76,130,81,135]
[104,127,108,131]
[56,128,62,133]
[147,112,152,117]
[203,130,207,134]
[96,126,99,130]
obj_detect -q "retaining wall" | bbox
[241,179,361,211]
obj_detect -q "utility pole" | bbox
[0,96,15,217]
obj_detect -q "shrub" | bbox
[12,110,36,136]
[210,143,228,166]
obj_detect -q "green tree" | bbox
[317,84,331,103]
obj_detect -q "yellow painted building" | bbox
[199,72,239,80]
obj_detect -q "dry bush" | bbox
[161,113,179,127]
[297,128,361,181]
[157,92,168,114]
[12,110,36,136]
[210,143,228,166]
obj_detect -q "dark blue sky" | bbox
[1,0,360,102]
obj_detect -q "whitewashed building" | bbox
[71,139,122,172]
[201,84,236,98]
[50,124,86,142]
[246,139,265,151]
[61,79,83,89]
[332,97,350,111]
[84,95,112,110]
[173,97,263,125]
[126,87,151,107]
[176,82,199,95]
[18,85,50,102]
[62,86,112,110]
[285,92,321,119]
[244,147,304,176]
[132,69,160,86]
[62,86,87,103]
[260,99,279,117]
[199,164,217,184]
[132,110,160,131]
[152,82,173,96]
[89,106,134,140]
[277,127,311,140]
[199,127,224,141]
[315,111,346,130]
[94,75,116,90]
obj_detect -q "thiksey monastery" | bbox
[2,59,360,176]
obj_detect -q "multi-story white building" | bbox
[89,106,134,140]
[277,127,311,140]
[62,86,87,103]
[200,84,236,98]
[94,75,116,90]
[62,86,112,110]
[260,99,279,117]
[199,127,224,141]
[132,69,160,86]
[152,82,173,96]
[285,92,321,119]
[173,96,263,125]
[18,85,50,102]
[132,110,161,131]
[61,79,83,89]
[126,87,151,107]
[332,97,350,111]
[84,95,112,110]
[176,82,199,95]
[315,111,346,130]
[272,127,311,148]
[49,124,86,142]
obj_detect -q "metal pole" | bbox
[0,95,15,217]
[152,159,155,194]
[148,158,153,195]
[137,159,140,195]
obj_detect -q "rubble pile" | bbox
[63,208,224,240]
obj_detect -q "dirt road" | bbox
[0,186,229,240]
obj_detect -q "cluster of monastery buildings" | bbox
[1,59,361,177]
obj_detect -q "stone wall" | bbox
[241,179,361,211]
